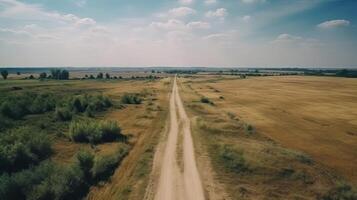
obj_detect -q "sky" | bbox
[0,0,356,68]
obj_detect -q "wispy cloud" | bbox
[317,19,350,29]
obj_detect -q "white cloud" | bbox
[168,7,196,17]
[205,0,217,5]
[272,33,321,48]
[242,15,251,22]
[151,20,210,31]
[150,19,186,30]
[187,21,210,29]
[205,8,227,19]
[178,0,193,5]
[317,19,350,29]
[241,0,266,4]
[76,18,96,27]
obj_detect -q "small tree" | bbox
[16,72,21,75]
[1,70,9,80]
[97,73,103,79]
[39,72,47,79]
[105,73,110,79]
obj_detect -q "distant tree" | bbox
[50,69,69,80]
[60,70,69,80]
[16,72,21,75]
[89,75,95,79]
[85,74,88,78]
[151,70,155,73]
[97,72,103,79]
[119,76,123,79]
[1,70,9,80]
[39,72,47,79]
[113,76,118,79]
[105,73,110,79]
[29,75,35,79]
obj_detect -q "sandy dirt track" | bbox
[154,77,205,200]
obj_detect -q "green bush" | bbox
[0,127,52,173]
[68,120,126,144]
[92,145,129,181]
[0,93,56,119]
[76,150,94,181]
[55,107,73,121]
[217,145,248,173]
[121,94,142,104]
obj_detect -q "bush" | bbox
[321,183,357,200]
[121,94,142,104]
[0,127,52,173]
[68,120,125,144]
[217,145,248,173]
[200,97,213,105]
[92,145,129,181]
[0,92,56,119]
[76,150,94,181]
[0,161,55,200]
[55,107,73,121]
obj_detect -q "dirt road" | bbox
[154,77,205,200]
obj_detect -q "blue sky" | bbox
[0,0,356,67]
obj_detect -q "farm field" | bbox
[177,75,357,199]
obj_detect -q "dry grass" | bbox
[178,75,356,199]
[86,77,172,200]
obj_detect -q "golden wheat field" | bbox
[184,75,357,185]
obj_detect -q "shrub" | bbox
[55,107,73,121]
[68,120,125,144]
[121,94,142,104]
[0,92,56,119]
[321,183,357,200]
[217,145,248,173]
[76,150,94,181]
[92,145,129,181]
[200,97,213,105]
[0,127,52,173]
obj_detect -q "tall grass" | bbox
[68,120,126,144]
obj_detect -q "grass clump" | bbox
[68,120,126,144]
[121,93,142,104]
[217,145,248,174]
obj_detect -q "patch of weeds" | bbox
[217,145,249,174]
[296,153,313,165]
[321,182,357,200]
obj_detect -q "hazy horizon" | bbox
[1,0,357,67]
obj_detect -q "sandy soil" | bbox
[154,77,205,200]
